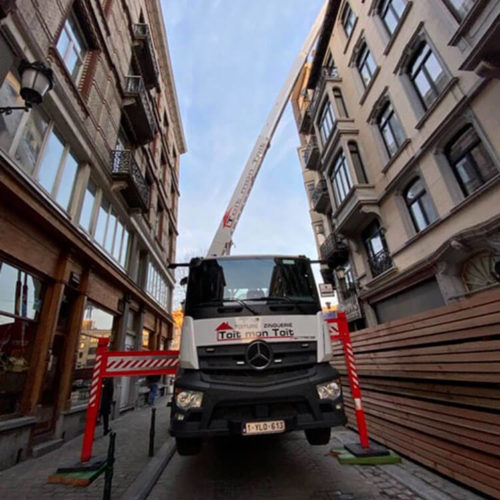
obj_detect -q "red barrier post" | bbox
[81,337,109,462]
[335,312,370,449]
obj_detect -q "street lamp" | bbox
[0,60,53,115]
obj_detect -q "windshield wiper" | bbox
[221,299,259,315]
[247,296,314,312]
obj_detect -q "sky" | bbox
[161,0,327,307]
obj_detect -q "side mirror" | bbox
[180,277,188,286]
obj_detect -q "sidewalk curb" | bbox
[121,438,176,500]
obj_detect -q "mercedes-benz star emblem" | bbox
[245,340,273,370]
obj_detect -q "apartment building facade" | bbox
[0,0,185,468]
[292,0,500,330]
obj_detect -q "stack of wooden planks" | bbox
[332,287,500,499]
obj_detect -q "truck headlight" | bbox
[175,390,203,410]
[316,380,341,400]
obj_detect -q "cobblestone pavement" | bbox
[149,428,483,500]
[0,397,172,499]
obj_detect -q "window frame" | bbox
[330,151,353,206]
[356,42,377,89]
[56,10,88,82]
[377,101,406,157]
[407,41,448,111]
[342,3,356,38]
[378,0,407,36]
[445,125,498,197]
[403,177,435,232]
[317,99,336,146]
[362,220,393,277]
[442,0,474,22]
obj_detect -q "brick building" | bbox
[292,0,500,330]
[0,0,185,468]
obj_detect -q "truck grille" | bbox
[198,341,317,386]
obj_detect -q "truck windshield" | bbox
[185,257,320,310]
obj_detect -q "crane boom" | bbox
[207,2,327,257]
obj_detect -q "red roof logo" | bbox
[216,322,233,331]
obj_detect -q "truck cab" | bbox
[170,255,346,455]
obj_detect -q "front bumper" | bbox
[170,363,346,438]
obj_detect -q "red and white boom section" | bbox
[207,2,327,257]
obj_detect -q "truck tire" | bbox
[176,437,202,456]
[305,428,331,445]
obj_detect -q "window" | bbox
[71,303,114,407]
[318,100,336,145]
[333,88,348,118]
[340,262,356,298]
[408,42,448,111]
[445,125,497,197]
[155,200,164,244]
[80,187,130,268]
[443,0,474,21]
[306,182,315,208]
[0,261,43,416]
[56,11,87,80]
[362,221,392,277]
[342,3,356,38]
[147,262,170,308]
[331,152,353,205]
[378,0,407,36]
[404,178,436,232]
[36,130,78,210]
[357,42,377,88]
[378,102,406,157]
[79,180,96,232]
[323,52,338,77]
[348,142,368,184]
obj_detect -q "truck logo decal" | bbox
[245,341,273,370]
[216,321,295,341]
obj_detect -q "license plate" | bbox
[243,420,285,436]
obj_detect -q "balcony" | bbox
[111,150,150,212]
[450,3,500,78]
[132,23,159,88]
[368,249,393,277]
[298,106,313,135]
[320,233,349,267]
[123,76,157,145]
[334,185,379,235]
[303,137,320,171]
[311,180,330,214]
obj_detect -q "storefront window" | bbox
[71,303,114,407]
[0,262,43,417]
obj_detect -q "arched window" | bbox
[445,125,497,197]
[407,41,448,110]
[404,177,435,232]
[362,220,392,277]
[348,141,368,184]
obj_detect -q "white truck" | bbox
[170,255,346,455]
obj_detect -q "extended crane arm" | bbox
[207,2,327,257]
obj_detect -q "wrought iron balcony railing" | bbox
[368,249,393,277]
[320,233,349,266]
[132,23,159,88]
[311,179,330,214]
[303,137,320,171]
[111,150,150,211]
[123,76,157,145]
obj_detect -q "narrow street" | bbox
[148,430,475,500]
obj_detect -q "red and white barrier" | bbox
[327,311,370,450]
[81,338,179,462]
